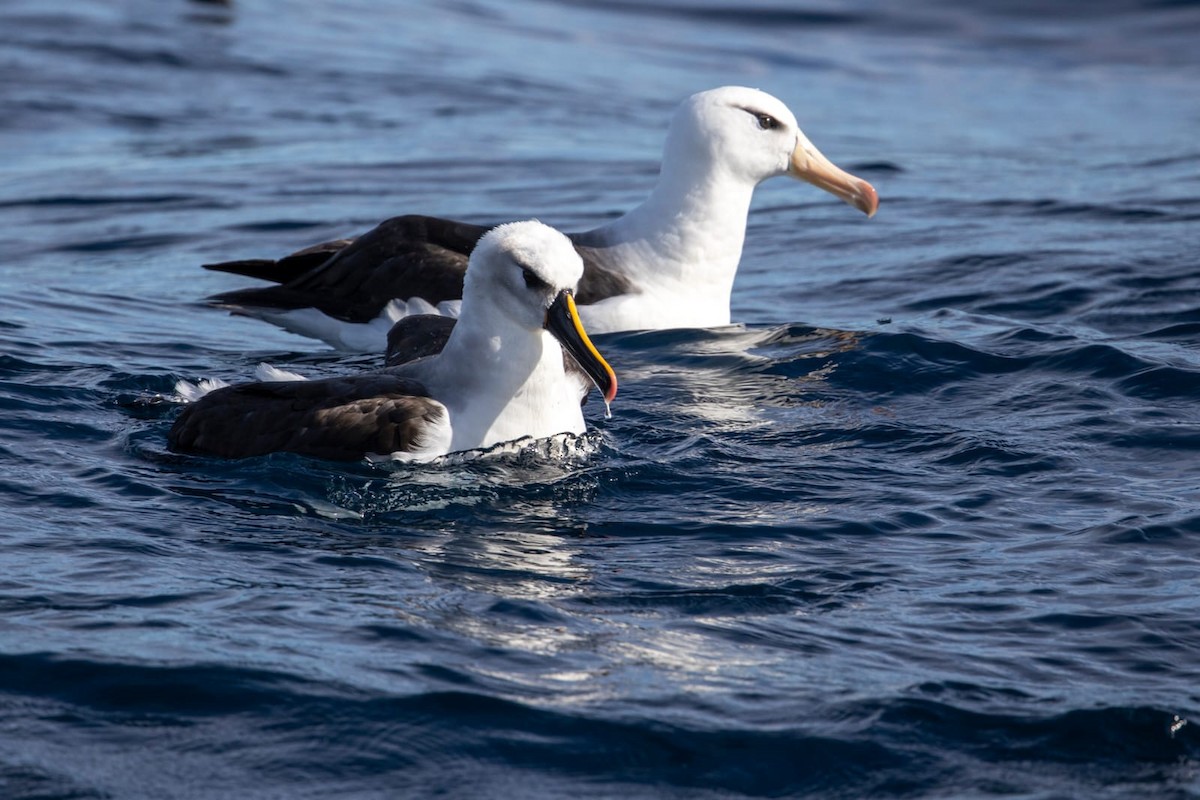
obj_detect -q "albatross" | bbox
[169,221,617,462]
[205,85,879,351]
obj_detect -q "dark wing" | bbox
[384,314,458,367]
[570,240,636,305]
[207,215,493,323]
[202,216,635,324]
[168,372,446,461]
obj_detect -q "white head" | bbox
[662,86,878,215]
[464,220,586,329]
[460,220,616,402]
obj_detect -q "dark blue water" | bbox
[3,0,1199,797]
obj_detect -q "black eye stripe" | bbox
[742,107,781,130]
[521,265,550,291]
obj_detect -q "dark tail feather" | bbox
[202,258,294,283]
[202,238,354,284]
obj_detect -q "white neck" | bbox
[575,158,757,333]
[433,319,585,452]
[609,162,753,287]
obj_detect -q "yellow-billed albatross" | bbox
[170,221,616,462]
[205,86,879,351]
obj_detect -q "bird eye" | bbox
[755,112,780,131]
[522,266,550,291]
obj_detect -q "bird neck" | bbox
[601,162,754,294]
[437,319,581,451]
[440,312,543,393]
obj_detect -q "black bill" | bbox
[544,290,617,403]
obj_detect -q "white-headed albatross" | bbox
[169,221,616,462]
[204,86,879,351]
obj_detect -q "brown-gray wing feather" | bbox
[570,241,635,305]
[384,314,459,367]
[207,215,492,323]
[203,217,634,324]
[168,373,446,461]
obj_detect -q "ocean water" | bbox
[2,0,1199,797]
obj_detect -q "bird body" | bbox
[170,221,616,461]
[205,86,878,350]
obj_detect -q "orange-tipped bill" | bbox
[544,290,618,404]
[789,139,879,217]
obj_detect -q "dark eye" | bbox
[522,266,550,291]
[755,112,780,131]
